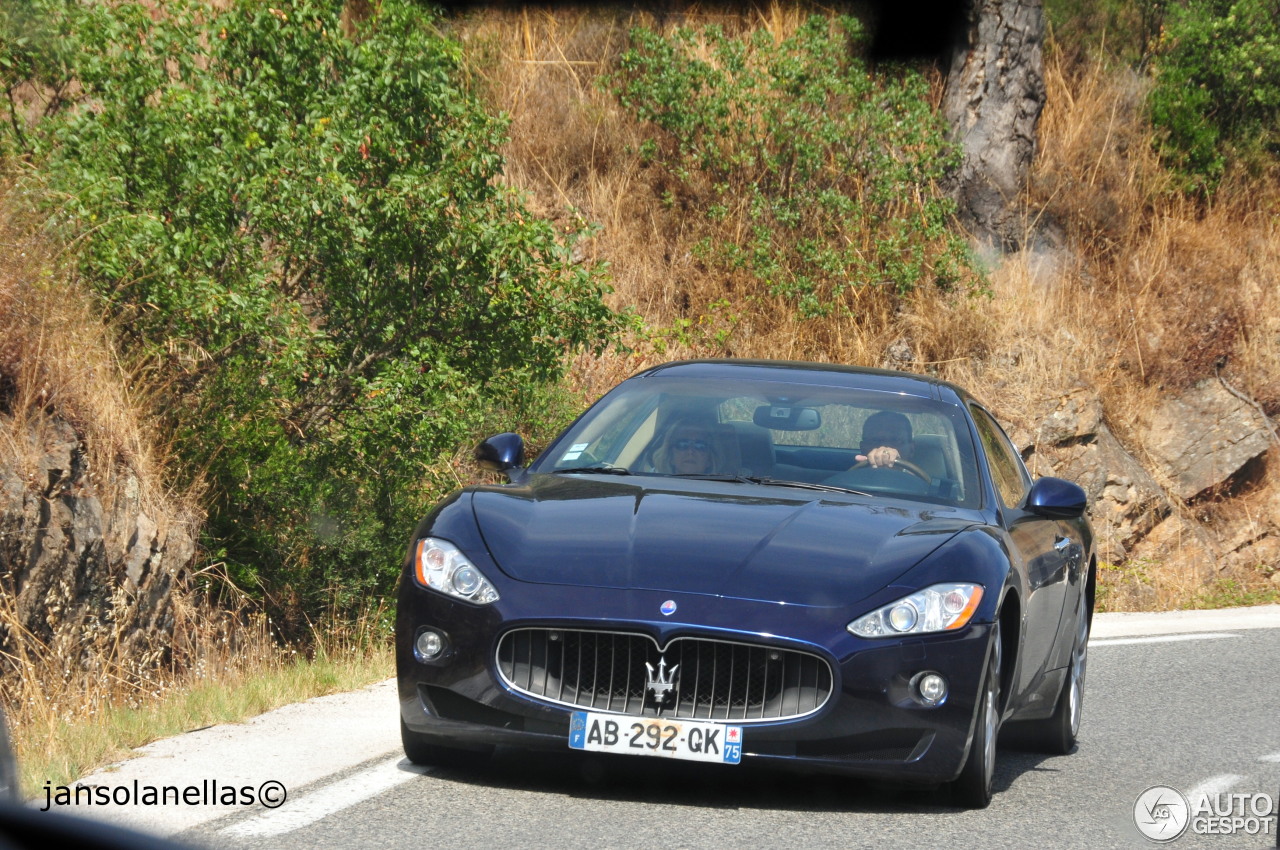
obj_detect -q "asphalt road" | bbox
[49,606,1280,849]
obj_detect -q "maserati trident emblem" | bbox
[644,657,680,709]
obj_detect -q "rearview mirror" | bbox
[753,405,821,431]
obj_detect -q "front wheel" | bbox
[952,621,1001,809]
[1023,592,1089,754]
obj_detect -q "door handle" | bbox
[1055,535,1081,582]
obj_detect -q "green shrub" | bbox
[2,0,621,622]
[610,16,978,318]
[1148,0,1280,193]
[1043,0,1167,64]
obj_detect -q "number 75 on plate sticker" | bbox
[569,711,743,765]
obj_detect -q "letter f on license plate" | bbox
[569,712,743,765]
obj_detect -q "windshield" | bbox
[529,376,982,508]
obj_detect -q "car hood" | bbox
[470,474,976,608]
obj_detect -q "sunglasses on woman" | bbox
[673,438,710,452]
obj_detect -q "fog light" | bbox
[414,630,445,661]
[913,672,948,706]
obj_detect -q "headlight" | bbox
[413,538,500,604]
[847,583,983,638]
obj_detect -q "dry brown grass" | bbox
[1,579,391,798]
[0,177,178,521]
[462,5,1102,400]
[457,4,1280,611]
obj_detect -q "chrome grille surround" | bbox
[495,628,833,723]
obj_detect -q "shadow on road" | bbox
[396,743,1068,814]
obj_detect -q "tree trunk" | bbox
[942,0,1046,251]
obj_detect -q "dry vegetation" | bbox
[453,4,1280,609]
[1,0,1278,795]
[0,183,165,505]
[2,587,390,798]
[0,178,391,797]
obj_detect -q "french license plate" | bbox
[568,711,743,765]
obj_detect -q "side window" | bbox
[970,406,1030,508]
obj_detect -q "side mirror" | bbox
[475,433,526,480]
[1025,477,1087,519]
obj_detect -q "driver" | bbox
[857,411,915,469]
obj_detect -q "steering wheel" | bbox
[848,458,931,483]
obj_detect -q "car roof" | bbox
[632,359,971,403]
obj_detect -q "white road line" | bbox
[221,756,420,838]
[1089,633,1241,646]
[1091,605,1280,639]
[1260,753,1280,763]
[1186,774,1245,809]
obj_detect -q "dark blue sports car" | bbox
[396,359,1094,807]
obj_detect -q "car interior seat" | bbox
[726,421,776,477]
[913,434,960,498]
[708,424,743,476]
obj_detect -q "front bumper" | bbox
[396,582,993,784]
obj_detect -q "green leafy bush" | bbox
[611,16,978,318]
[1043,0,1167,64]
[1148,0,1280,192]
[2,0,621,621]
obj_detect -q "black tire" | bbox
[400,719,492,769]
[1025,592,1089,755]
[952,621,1001,809]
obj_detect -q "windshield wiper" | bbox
[742,476,873,496]
[551,466,633,475]
[669,473,869,496]
[670,473,754,482]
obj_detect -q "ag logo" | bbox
[1134,785,1190,842]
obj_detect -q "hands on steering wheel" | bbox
[849,457,931,483]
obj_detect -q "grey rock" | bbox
[1037,390,1103,446]
[124,511,157,589]
[1221,535,1280,574]
[1031,420,1170,563]
[1143,380,1272,501]
[1020,383,1278,587]
[1127,513,1218,576]
[880,337,914,370]
[0,412,200,674]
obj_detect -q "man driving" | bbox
[857,410,915,469]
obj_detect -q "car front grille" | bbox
[495,628,833,723]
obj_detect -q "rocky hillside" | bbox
[1,1,1278,706]
[1010,378,1278,607]
[0,415,198,673]
[0,215,209,711]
